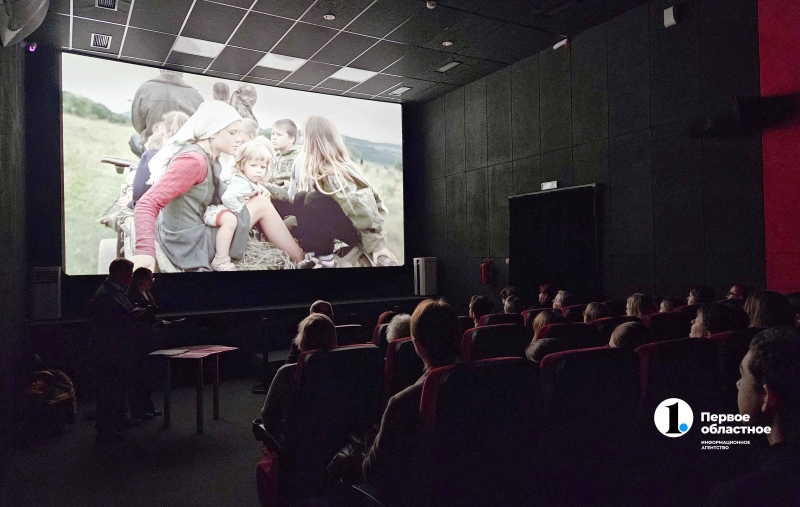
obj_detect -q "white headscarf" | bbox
[146,101,242,185]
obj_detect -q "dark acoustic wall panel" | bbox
[541,148,574,188]
[610,130,653,257]
[573,140,609,187]
[424,97,446,181]
[441,253,471,310]
[648,0,701,127]
[446,172,467,258]
[613,255,655,297]
[466,168,490,258]
[427,177,448,260]
[488,163,513,257]
[486,68,513,166]
[539,45,572,153]
[464,78,488,171]
[511,55,541,160]
[512,155,542,196]
[571,23,608,145]
[655,254,707,301]
[607,4,650,138]
[445,88,466,176]
[705,253,766,303]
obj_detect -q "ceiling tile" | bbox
[342,91,375,99]
[244,76,281,87]
[204,69,243,80]
[73,0,131,25]
[229,11,294,53]
[317,78,358,92]
[310,32,376,66]
[272,22,338,59]
[129,0,194,36]
[384,5,465,45]
[314,86,346,97]
[166,51,214,69]
[72,17,126,54]
[348,74,405,95]
[248,66,292,81]
[301,0,374,30]
[253,0,315,20]
[214,0,254,8]
[181,1,246,44]
[458,24,560,64]
[164,63,208,74]
[437,0,489,12]
[349,40,411,72]
[279,82,314,91]
[345,0,424,38]
[421,12,504,53]
[209,46,266,75]
[382,46,448,77]
[474,0,541,28]
[121,28,176,62]
[286,61,341,87]
[29,12,70,48]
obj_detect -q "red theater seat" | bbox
[709,327,765,412]
[335,324,365,346]
[640,312,692,342]
[371,323,390,351]
[478,312,524,327]
[457,316,474,337]
[461,324,528,361]
[383,337,423,401]
[592,316,639,343]
[522,308,549,332]
[536,323,605,348]
[560,304,587,322]
[673,304,701,318]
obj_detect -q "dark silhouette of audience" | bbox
[608,321,650,349]
[688,285,717,306]
[726,284,753,301]
[504,295,525,314]
[626,293,656,318]
[287,300,335,364]
[552,290,576,310]
[538,283,557,308]
[385,313,411,342]
[583,302,610,323]
[745,291,796,328]
[126,267,164,420]
[659,297,683,313]
[689,302,749,338]
[468,295,494,327]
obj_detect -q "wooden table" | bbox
[150,345,238,434]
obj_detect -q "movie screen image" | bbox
[61,53,404,275]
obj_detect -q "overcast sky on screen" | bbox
[62,53,403,145]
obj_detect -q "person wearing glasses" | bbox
[727,284,753,301]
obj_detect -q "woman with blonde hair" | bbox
[626,293,656,319]
[289,115,395,268]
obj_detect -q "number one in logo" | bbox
[667,402,681,433]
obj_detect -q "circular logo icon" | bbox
[654,398,693,437]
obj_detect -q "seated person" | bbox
[687,285,716,306]
[727,284,753,301]
[261,313,337,440]
[468,295,494,327]
[609,322,650,349]
[626,293,656,318]
[709,326,800,507]
[537,283,557,308]
[659,297,683,313]
[552,290,576,310]
[504,295,525,314]
[525,338,568,363]
[286,300,335,364]
[500,286,520,307]
[363,299,462,505]
[386,313,411,343]
[583,302,610,323]
[745,291,796,329]
[525,310,567,361]
[689,302,748,338]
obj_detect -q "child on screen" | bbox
[203,141,273,271]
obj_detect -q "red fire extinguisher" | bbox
[481,258,493,285]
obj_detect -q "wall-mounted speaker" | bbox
[31,266,61,320]
[413,257,437,296]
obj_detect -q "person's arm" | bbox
[260,364,295,434]
[133,153,207,258]
[220,177,250,214]
[324,176,387,255]
[363,393,410,483]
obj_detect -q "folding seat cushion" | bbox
[457,316,474,337]
[536,323,605,348]
[371,323,390,351]
[640,312,692,342]
[522,308,549,332]
[560,304,588,322]
[673,304,701,318]
[383,337,424,400]
[592,316,639,343]
[477,312,524,328]
[461,324,529,361]
[414,358,545,507]
[335,324,365,346]
[709,327,765,413]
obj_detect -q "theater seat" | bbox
[709,327,765,413]
[673,304,701,318]
[461,324,529,361]
[336,324,365,346]
[560,304,587,322]
[414,358,545,507]
[477,312,524,327]
[640,312,692,342]
[536,323,605,348]
[383,337,423,401]
[522,308,549,332]
[592,316,639,343]
[371,323,390,351]
[457,316,474,337]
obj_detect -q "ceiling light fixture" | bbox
[436,61,461,73]
[323,13,336,20]
[257,53,307,72]
[330,67,377,83]
[172,36,225,58]
[390,86,411,96]
[441,41,453,47]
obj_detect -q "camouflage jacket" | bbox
[264,145,302,202]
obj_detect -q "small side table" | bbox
[150,345,238,434]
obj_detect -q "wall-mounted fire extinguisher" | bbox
[481,258,493,285]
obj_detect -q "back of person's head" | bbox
[659,297,683,313]
[745,291,795,328]
[727,284,753,300]
[553,290,576,309]
[241,118,260,140]
[273,119,298,141]
[310,300,334,322]
[785,292,800,317]
[504,296,525,314]
[411,299,461,369]
[689,285,717,305]
[212,81,230,102]
[165,111,189,137]
[293,313,337,352]
[130,267,153,290]
[500,286,519,303]
[108,258,134,283]
[539,284,557,302]
[533,309,567,340]
[386,314,411,342]
[583,302,610,323]
[525,337,567,363]
[626,293,655,318]
[469,295,494,324]
[743,326,800,439]
[696,302,748,336]
[609,322,651,349]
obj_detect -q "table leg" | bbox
[196,358,204,435]
[164,358,171,428]
[213,355,220,420]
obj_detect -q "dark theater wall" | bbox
[409,0,765,311]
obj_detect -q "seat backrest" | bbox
[561,304,588,322]
[592,316,639,343]
[673,304,701,318]
[478,312,524,328]
[461,324,529,361]
[384,337,424,400]
[371,323,388,346]
[640,312,692,342]
[522,308,549,332]
[709,327,765,412]
[457,316,474,337]
[415,358,544,506]
[537,323,605,348]
[290,345,384,494]
[371,323,390,351]
[335,324,365,346]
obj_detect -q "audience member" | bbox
[552,290,576,310]
[500,286,520,306]
[17,354,76,444]
[538,284,557,308]
[609,321,651,349]
[126,267,164,420]
[626,293,656,319]
[564,305,585,323]
[363,299,462,505]
[525,338,568,363]
[689,302,748,338]
[504,295,525,314]
[659,297,683,313]
[469,295,494,327]
[745,291,796,329]
[583,302,610,323]
[261,313,337,440]
[310,300,335,321]
[709,326,800,507]
[386,314,411,342]
[530,309,567,341]
[687,285,716,306]
[727,284,753,301]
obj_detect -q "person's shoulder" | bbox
[388,382,423,410]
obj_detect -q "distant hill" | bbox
[62,91,130,125]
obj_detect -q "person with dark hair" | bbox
[212,82,230,102]
[609,322,651,349]
[126,267,164,420]
[363,299,462,505]
[260,313,337,440]
[689,302,748,338]
[530,309,567,341]
[709,326,800,507]
[500,286,520,306]
[783,292,800,320]
[504,295,525,314]
[469,295,494,327]
[745,291,796,328]
[659,297,684,313]
[538,284,557,307]
[583,302,610,323]
[687,285,716,306]
[626,293,656,319]
[727,284,753,301]
[526,337,568,363]
[552,290,576,310]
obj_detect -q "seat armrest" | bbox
[352,483,389,507]
[252,419,282,452]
